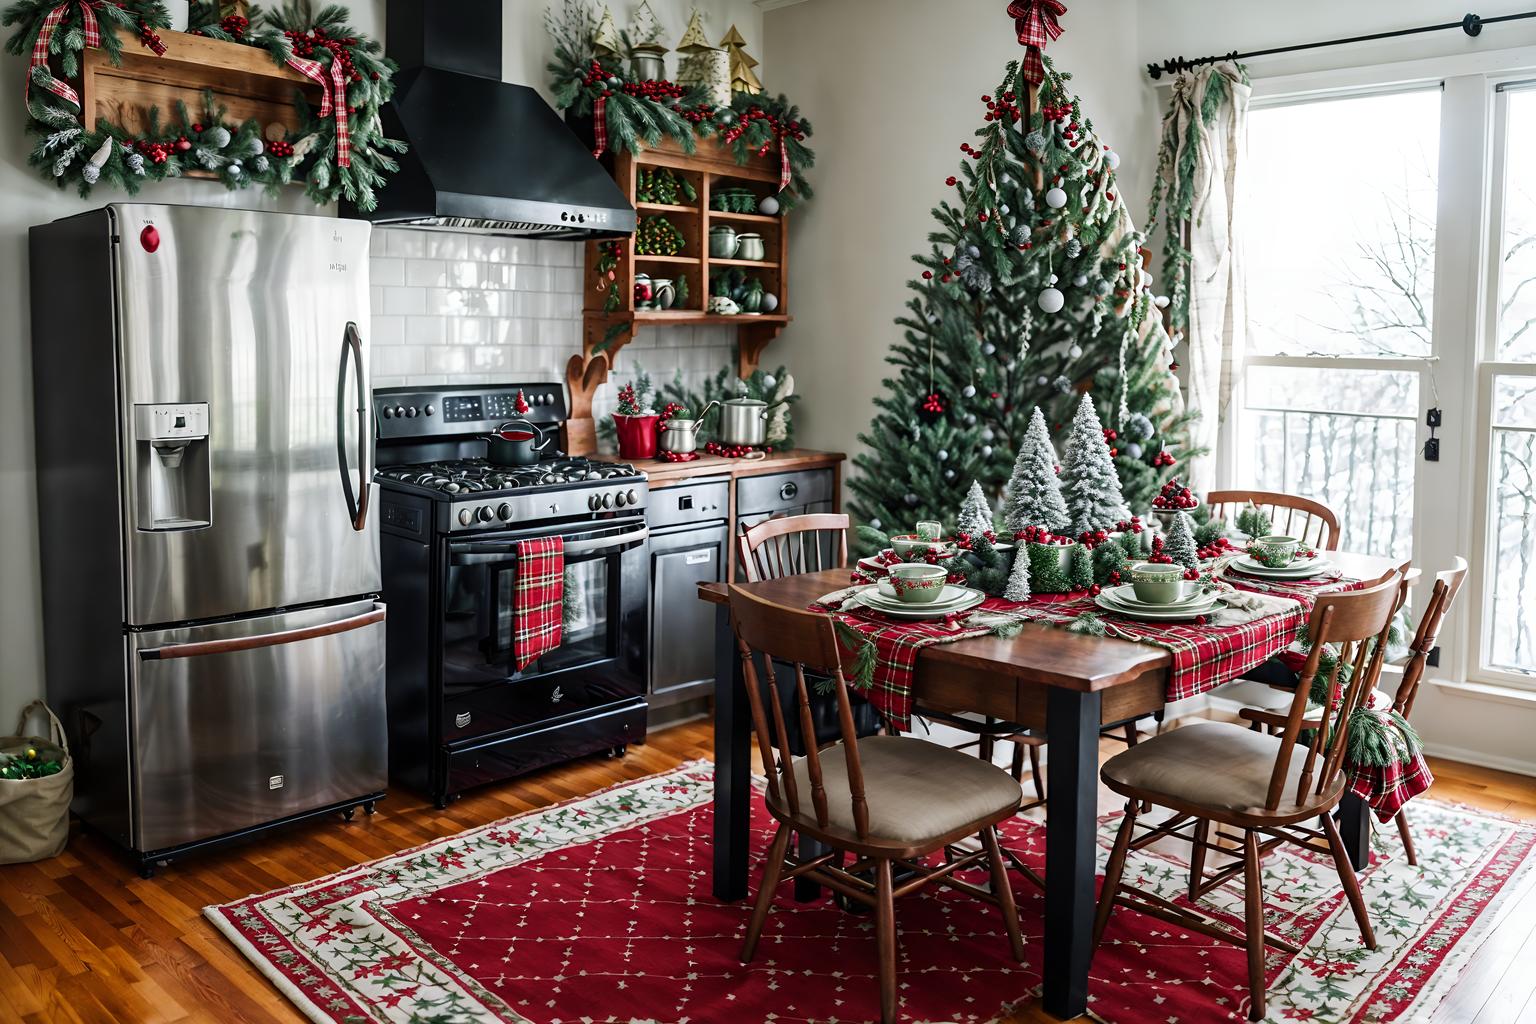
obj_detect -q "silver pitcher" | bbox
[659,401,719,454]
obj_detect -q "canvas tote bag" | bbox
[0,700,73,863]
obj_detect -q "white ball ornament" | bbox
[1154,295,1170,309]
[962,384,976,398]
[1037,286,1065,313]
[1105,149,1121,170]
[982,342,996,355]
[758,195,780,216]
[937,449,949,461]
[761,292,779,312]
[964,413,976,425]
[1068,344,1083,358]
[1045,186,1068,209]
[1073,274,1088,287]
[981,427,995,441]
[762,374,777,388]
[981,445,993,457]
[945,469,956,481]
[1037,375,1050,386]
[870,518,882,531]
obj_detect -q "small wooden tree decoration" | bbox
[628,0,667,79]
[718,25,762,95]
[592,5,623,60]
[676,9,729,107]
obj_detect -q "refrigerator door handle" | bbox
[337,321,371,531]
[138,602,387,661]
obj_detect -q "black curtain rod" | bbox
[1145,10,1536,80]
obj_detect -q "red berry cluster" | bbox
[1014,525,1066,545]
[1102,426,1119,457]
[1144,536,1174,565]
[265,139,295,157]
[138,24,163,50]
[622,78,686,103]
[136,139,174,164]
[219,14,249,39]
[874,549,904,567]
[704,441,772,458]
[721,105,807,158]
[1197,536,1238,561]
[659,450,700,463]
[1152,449,1177,468]
[920,392,945,415]
[284,25,364,86]
[953,532,974,551]
[1114,516,1144,534]
[1041,101,1073,123]
[981,91,1021,124]
[1152,477,1197,510]
[947,572,968,584]
[1183,568,1201,581]
[655,401,685,430]
[1107,570,1122,585]
[1078,528,1111,548]
[679,103,717,125]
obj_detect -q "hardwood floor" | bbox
[0,721,1530,1024]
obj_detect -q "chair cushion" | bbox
[775,735,1023,846]
[1102,721,1333,817]
[1208,677,1298,712]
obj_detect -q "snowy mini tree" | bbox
[1004,547,1031,601]
[956,480,994,537]
[1059,393,1129,537]
[1165,511,1199,568]
[1004,408,1070,536]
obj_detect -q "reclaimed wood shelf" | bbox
[81,29,322,180]
[566,136,793,455]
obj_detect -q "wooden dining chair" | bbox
[1382,556,1468,865]
[728,585,1026,1024]
[1207,489,1342,551]
[737,513,850,582]
[1091,572,1402,1022]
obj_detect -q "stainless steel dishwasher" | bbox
[734,467,837,580]
[647,477,731,709]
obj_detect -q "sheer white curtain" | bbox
[1158,63,1250,494]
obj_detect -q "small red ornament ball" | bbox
[1194,615,1209,625]
[1088,584,1102,596]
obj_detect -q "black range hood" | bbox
[348,0,635,240]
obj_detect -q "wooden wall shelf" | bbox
[81,29,322,180]
[564,137,794,455]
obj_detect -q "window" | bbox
[1237,88,1440,558]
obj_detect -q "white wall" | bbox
[0,0,764,720]
[761,0,1159,477]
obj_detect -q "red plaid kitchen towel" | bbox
[513,538,564,671]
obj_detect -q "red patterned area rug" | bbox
[207,762,1536,1023]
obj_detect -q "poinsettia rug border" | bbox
[204,760,716,1024]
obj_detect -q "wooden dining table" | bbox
[698,550,1412,1021]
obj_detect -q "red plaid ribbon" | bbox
[592,94,609,158]
[27,0,103,107]
[778,136,791,191]
[512,537,564,671]
[1347,704,1434,822]
[285,50,351,167]
[1007,0,1066,84]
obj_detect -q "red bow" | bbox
[1006,0,1066,84]
[28,1,103,107]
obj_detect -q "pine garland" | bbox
[2,0,403,207]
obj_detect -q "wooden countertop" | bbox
[642,448,845,486]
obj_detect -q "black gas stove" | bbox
[374,384,649,807]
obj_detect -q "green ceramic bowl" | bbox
[1129,562,1187,605]
[888,563,948,604]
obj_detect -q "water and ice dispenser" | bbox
[133,403,211,531]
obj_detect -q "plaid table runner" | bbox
[512,537,564,671]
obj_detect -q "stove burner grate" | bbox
[376,457,643,496]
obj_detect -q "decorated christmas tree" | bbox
[847,4,1196,551]
[1165,511,1199,568]
[956,480,994,537]
[1003,407,1070,535]
[1058,392,1129,537]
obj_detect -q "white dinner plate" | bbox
[862,584,974,611]
[1103,583,1214,610]
[855,585,986,619]
[1230,553,1333,579]
[1096,591,1219,621]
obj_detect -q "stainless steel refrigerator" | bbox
[30,204,387,874]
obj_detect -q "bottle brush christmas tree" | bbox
[1164,511,1199,569]
[847,4,1198,551]
[1004,407,1070,536]
[1058,392,1130,539]
[955,479,994,537]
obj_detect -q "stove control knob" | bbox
[424,404,435,416]
[601,493,613,509]
[476,505,495,523]
[497,502,514,521]
[626,489,639,506]
[394,405,406,418]
[458,508,474,526]
[405,406,418,418]
[587,493,601,511]
[544,392,557,407]
[615,491,628,507]
[382,406,394,418]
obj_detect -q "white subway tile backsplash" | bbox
[370,229,734,414]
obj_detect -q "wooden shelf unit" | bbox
[567,137,793,455]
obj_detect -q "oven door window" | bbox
[442,529,633,691]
